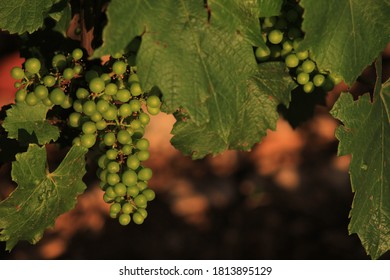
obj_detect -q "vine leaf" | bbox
[50,1,72,36]
[258,0,283,17]
[330,60,390,259]
[0,145,88,251]
[298,0,390,85]
[0,0,59,34]
[171,62,295,159]
[3,103,59,145]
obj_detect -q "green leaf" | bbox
[171,62,295,159]
[258,0,283,17]
[3,102,59,145]
[0,145,88,251]
[50,2,72,36]
[0,0,59,34]
[298,0,390,85]
[330,60,390,259]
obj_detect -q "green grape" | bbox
[107,173,121,186]
[42,98,53,107]
[76,88,89,99]
[269,45,281,59]
[127,185,139,197]
[83,100,97,116]
[63,68,74,80]
[114,182,127,196]
[73,99,83,112]
[14,82,22,89]
[82,121,97,134]
[136,138,149,150]
[102,106,117,120]
[126,155,140,170]
[137,181,148,191]
[296,50,309,60]
[15,89,27,102]
[104,83,118,96]
[61,96,73,109]
[100,73,111,84]
[255,46,270,62]
[72,137,81,146]
[43,75,56,87]
[34,85,49,100]
[130,82,143,96]
[128,73,139,83]
[106,149,118,160]
[329,73,342,85]
[73,64,83,75]
[122,170,138,186]
[121,203,134,214]
[129,99,141,112]
[285,54,299,68]
[107,161,120,174]
[85,70,99,83]
[130,119,142,130]
[147,106,160,116]
[110,203,121,214]
[322,77,335,92]
[147,95,161,108]
[132,212,144,224]
[313,74,325,87]
[137,208,148,219]
[80,133,96,148]
[268,29,283,44]
[105,186,116,198]
[142,188,155,201]
[115,89,131,102]
[282,40,293,52]
[25,58,41,74]
[137,150,150,162]
[89,77,105,93]
[99,169,108,182]
[117,130,132,145]
[104,132,116,146]
[138,167,152,181]
[303,81,314,93]
[90,112,103,122]
[112,61,127,75]
[103,193,114,203]
[134,194,147,208]
[139,113,150,125]
[112,52,124,59]
[11,66,24,80]
[72,48,83,61]
[96,119,107,130]
[52,54,67,69]
[296,72,310,85]
[301,60,316,73]
[119,214,131,225]
[98,154,108,169]
[96,99,109,113]
[49,88,66,105]
[69,112,82,128]
[122,144,133,155]
[25,93,39,106]
[109,212,118,219]
[119,104,132,117]
[262,16,276,28]
[132,127,145,139]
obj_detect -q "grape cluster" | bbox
[255,0,341,93]
[10,49,160,226]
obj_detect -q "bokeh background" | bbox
[1,32,390,260]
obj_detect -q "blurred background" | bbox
[1,31,390,260]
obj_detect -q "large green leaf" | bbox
[3,102,59,145]
[0,0,59,34]
[330,61,390,259]
[0,145,88,251]
[258,0,283,17]
[298,0,390,85]
[171,62,295,159]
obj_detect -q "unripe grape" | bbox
[122,144,133,155]
[11,66,24,80]
[34,85,49,100]
[50,88,66,105]
[130,82,142,96]
[80,133,96,148]
[126,155,140,170]
[14,82,22,89]
[107,173,121,186]
[114,182,127,196]
[106,149,118,160]
[15,89,27,102]
[119,214,131,225]
[296,50,309,60]
[142,188,155,201]
[128,73,139,83]
[269,45,281,58]
[110,203,121,214]
[63,68,74,80]
[90,112,102,122]
[117,130,132,145]
[73,99,83,112]
[147,106,160,116]
[61,96,73,109]
[72,48,83,61]
[138,167,152,181]
[100,73,111,84]
[268,29,283,44]
[112,52,123,59]
[136,138,149,150]
[25,58,41,74]
[137,208,148,219]
[82,100,97,116]
[127,185,140,197]
[25,93,39,106]
[52,54,67,69]
[103,106,117,120]
[98,155,108,169]
[119,104,132,117]
[112,61,127,75]
[76,88,89,99]
[72,137,81,146]
[96,99,109,113]
[107,161,120,174]
[137,181,148,191]
[122,170,138,186]
[43,75,56,87]
[104,83,118,96]
[282,40,293,52]
[132,212,144,224]
[313,74,325,87]
[139,113,150,125]
[262,16,276,28]
[130,119,142,130]
[115,89,131,102]
[69,112,82,127]
[255,46,270,62]
[96,119,107,130]
[137,150,150,162]
[303,81,314,93]
[121,203,134,214]
[104,132,116,146]
[285,54,299,68]
[82,121,97,134]
[296,72,310,85]
[89,77,105,93]
[134,194,147,208]
[329,73,343,85]
[73,64,83,75]
[301,60,316,73]
[42,98,53,107]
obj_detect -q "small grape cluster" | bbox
[255,0,341,93]
[10,49,160,226]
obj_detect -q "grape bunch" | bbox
[10,49,160,226]
[255,0,342,93]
